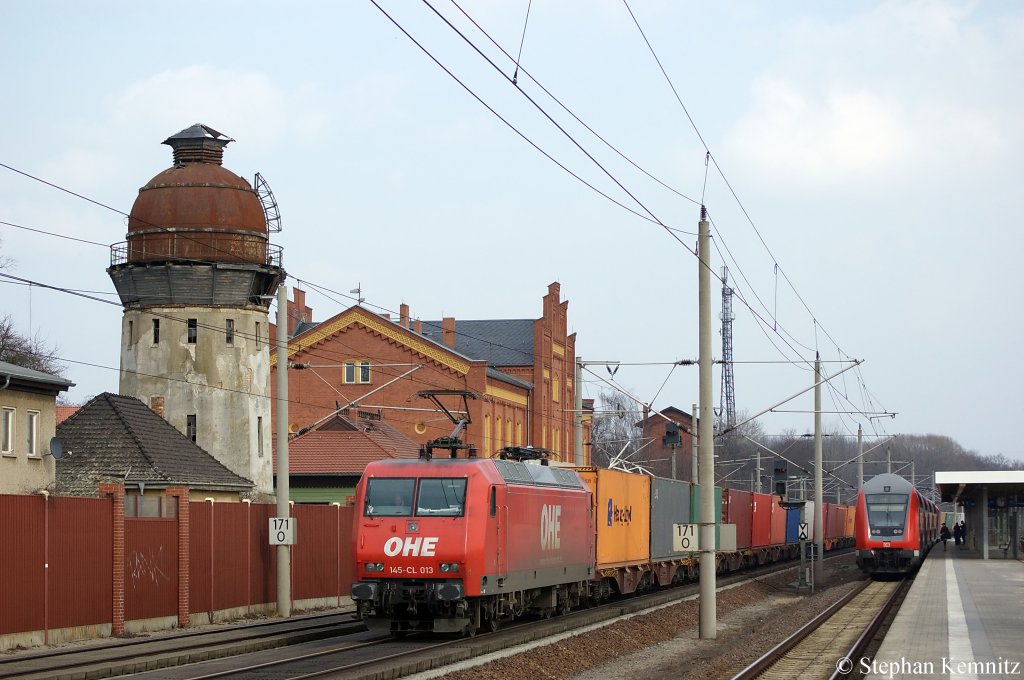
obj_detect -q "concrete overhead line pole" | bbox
[691,402,698,483]
[857,424,864,491]
[276,283,291,617]
[814,353,824,585]
[698,207,716,639]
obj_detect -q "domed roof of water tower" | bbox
[126,124,267,264]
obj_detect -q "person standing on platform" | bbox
[941,523,951,550]
[953,521,962,547]
[959,520,968,549]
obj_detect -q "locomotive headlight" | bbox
[439,562,460,573]
[364,562,384,572]
[893,528,903,535]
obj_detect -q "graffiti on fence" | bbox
[127,546,172,588]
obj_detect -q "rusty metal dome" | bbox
[125,124,268,265]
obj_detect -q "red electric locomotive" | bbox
[350,449,594,636]
[855,472,940,575]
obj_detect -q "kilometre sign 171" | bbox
[269,517,296,545]
[672,523,699,552]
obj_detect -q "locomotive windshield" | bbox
[865,493,908,527]
[363,477,467,517]
[416,478,467,517]
[364,478,415,517]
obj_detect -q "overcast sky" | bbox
[2,1,1022,461]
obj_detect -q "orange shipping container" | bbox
[844,505,856,538]
[573,467,651,568]
[770,496,788,545]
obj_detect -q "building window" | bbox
[26,411,39,457]
[553,375,560,402]
[1,408,14,454]
[484,414,491,457]
[344,360,372,384]
[127,320,134,347]
[187,318,198,344]
[255,322,261,348]
[226,319,234,346]
[257,416,264,457]
[186,414,197,443]
[152,318,160,344]
[124,496,179,519]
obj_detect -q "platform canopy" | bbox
[934,470,1024,504]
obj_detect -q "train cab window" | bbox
[489,486,496,517]
[865,493,908,529]
[364,478,415,517]
[415,478,467,517]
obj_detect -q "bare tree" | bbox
[0,315,66,377]
[0,235,12,271]
[589,391,646,470]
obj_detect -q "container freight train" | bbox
[350,454,855,636]
[855,472,941,576]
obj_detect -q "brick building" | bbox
[270,282,590,463]
[636,405,696,481]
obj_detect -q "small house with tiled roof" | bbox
[0,361,74,494]
[278,410,420,504]
[55,393,254,503]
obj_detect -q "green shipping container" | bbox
[688,483,723,550]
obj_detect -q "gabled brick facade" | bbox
[270,283,588,463]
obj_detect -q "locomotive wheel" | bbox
[486,614,501,633]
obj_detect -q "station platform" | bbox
[864,545,1023,679]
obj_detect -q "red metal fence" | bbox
[1,490,355,646]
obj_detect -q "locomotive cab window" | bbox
[364,478,415,517]
[865,493,908,527]
[416,478,467,517]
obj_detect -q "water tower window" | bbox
[128,320,134,347]
[152,319,160,344]
[186,414,197,443]
[255,322,261,348]
[187,319,198,344]
[257,416,264,457]
[225,319,235,346]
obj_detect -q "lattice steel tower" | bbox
[719,266,736,429]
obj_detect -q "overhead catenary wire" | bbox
[392,1,855,419]
[4,3,888,436]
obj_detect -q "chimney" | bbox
[286,287,313,337]
[442,317,456,348]
[414,319,422,334]
[400,303,410,329]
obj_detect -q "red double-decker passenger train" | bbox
[855,472,941,576]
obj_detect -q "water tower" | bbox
[107,124,284,494]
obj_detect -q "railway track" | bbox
[1,551,856,680]
[0,612,363,680]
[732,576,910,680]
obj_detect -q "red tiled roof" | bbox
[275,414,419,474]
[56,405,79,424]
